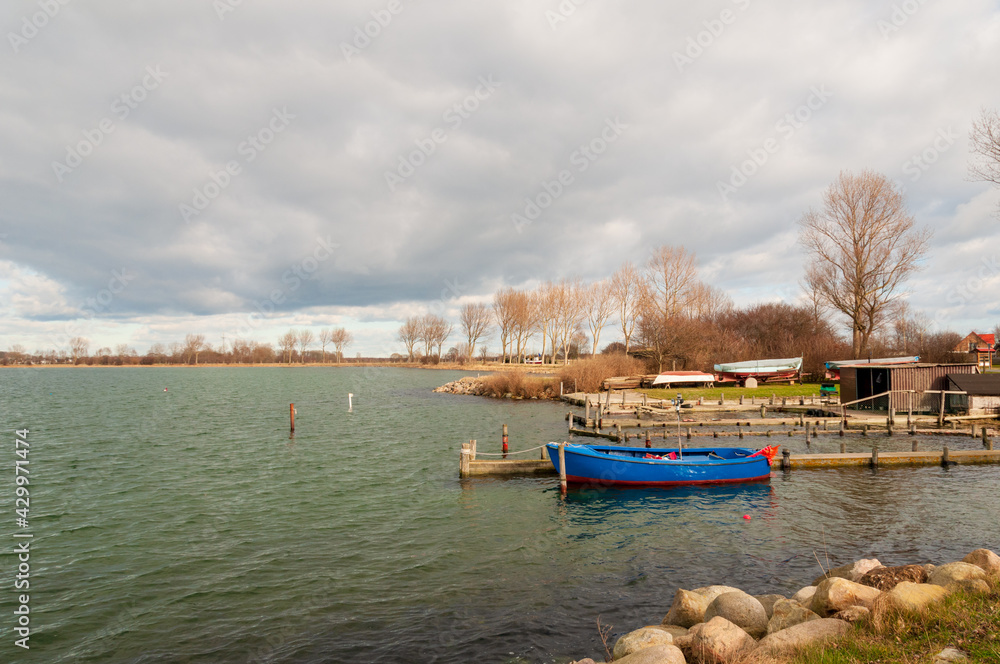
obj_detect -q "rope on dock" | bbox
[474,445,548,456]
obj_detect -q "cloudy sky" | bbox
[2,0,999,356]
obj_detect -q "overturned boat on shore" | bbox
[714,357,803,386]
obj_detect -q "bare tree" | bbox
[460,303,492,361]
[319,328,332,363]
[479,344,490,364]
[421,315,452,360]
[510,290,537,363]
[278,330,298,364]
[584,279,615,355]
[397,317,420,361]
[555,278,586,364]
[492,287,518,363]
[799,170,931,357]
[184,334,206,365]
[69,336,89,364]
[611,261,642,355]
[646,245,698,318]
[970,107,1000,190]
[297,329,315,363]
[330,327,353,363]
[534,282,557,364]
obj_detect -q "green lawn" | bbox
[641,382,833,401]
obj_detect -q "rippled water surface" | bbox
[1,367,999,663]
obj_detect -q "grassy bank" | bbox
[642,383,833,401]
[793,587,1000,664]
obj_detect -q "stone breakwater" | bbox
[568,547,1000,664]
[433,376,488,396]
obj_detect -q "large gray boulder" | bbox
[614,644,686,664]
[663,589,710,628]
[754,594,786,619]
[704,591,768,639]
[811,577,881,616]
[812,558,882,585]
[962,548,1000,576]
[756,618,850,656]
[686,617,756,664]
[768,598,820,634]
[929,562,989,592]
[613,627,674,660]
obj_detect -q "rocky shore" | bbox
[433,376,489,396]
[568,547,1000,664]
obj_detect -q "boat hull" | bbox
[547,444,772,487]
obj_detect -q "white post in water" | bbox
[348,393,354,412]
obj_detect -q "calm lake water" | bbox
[1,367,999,663]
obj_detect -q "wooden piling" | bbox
[942,444,950,466]
[686,427,692,440]
[645,430,651,448]
[740,395,744,405]
[985,428,993,450]
[470,439,477,460]
[938,392,945,428]
[871,446,879,468]
[502,424,509,459]
[840,441,846,453]
[460,442,471,477]
[781,448,790,470]
[558,442,567,494]
[760,405,766,419]
[912,439,918,452]
[719,392,724,406]
[839,420,845,437]
[806,425,811,444]
[585,397,590,421]
[971,424,977,438]
[910,424,916,436]
[862,424,868,437]
[290,403,295,432]
[622,390,627,407]
[560,382,564,397]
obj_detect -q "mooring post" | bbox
[740,395,744,405]
[942,444,950,466]
[686,427,691,440]
[460,442,471,477]
[910,424,916,436]
[645,430,651,448]
[908,392,913,427]
[805,425,811,445]
[787,429,793,437]
[738,426,743,439]
[502,424,509,459]
[912,439,918,452]
[767,430,772,438]
[713,430,718,438]
[770,393,775,405]
[938,392,945,428]
[781,448,791,470]
[971,424,977,439]
[951,420,957,431]
[799,413,805,427]
[719,392,724,406]
[558,442,567,494]
[606,389,612,409]
[839,420,845,437]
[984,428,993,450]
[760,405,766,419]
[289,403,295,433]
[840,441,846,454]
[782,397,787,407]
[568,412,573,432]
[643,393,648,407]
[470,439,477,460]
[823,420,828,431]
[799,396,804,406]
[887,420,893,436]
[862,424,868,437]
[585,397,590,422]
[616,423,622,440]
[560,382,564,397]
[871,445,879,468]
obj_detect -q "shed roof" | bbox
[947,373,1000,396]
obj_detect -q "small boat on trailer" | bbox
[546,443,777,487]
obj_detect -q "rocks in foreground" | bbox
[570,547,999,664]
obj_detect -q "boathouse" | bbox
[839,363,978,412]
[947,373,1000,415]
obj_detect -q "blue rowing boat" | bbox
[545,443,776,487]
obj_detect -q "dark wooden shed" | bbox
[947,373,1000,415]
[839,363,978,412]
